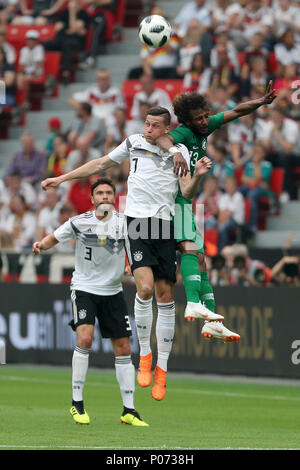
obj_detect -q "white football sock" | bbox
[134,294,153,356]
[156,301,175,372]
[72,346,90,402]
[115,355,135,410]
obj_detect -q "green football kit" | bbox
[169,112,224,309]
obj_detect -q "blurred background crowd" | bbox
[0,0,300,286]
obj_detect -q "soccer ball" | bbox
[138,15,172,48]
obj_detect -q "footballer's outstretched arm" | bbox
[222,80,276,125]
[32,234,59,254]
[41,155,118,190]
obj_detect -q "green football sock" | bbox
[199,271,215,312]
[180,253,201,303]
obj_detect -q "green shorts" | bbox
[174,196,204,253]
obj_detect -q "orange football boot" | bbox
[137,352,153,387]
[151,366,167,401]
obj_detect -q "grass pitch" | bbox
[0,365,299,450]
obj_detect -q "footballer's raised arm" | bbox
[41,154,118,191]
[156,134,189,177]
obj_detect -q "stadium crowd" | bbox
[0,0,300,286]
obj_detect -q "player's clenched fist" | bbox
[41,176,61,191]
[32,241,43,254]
[194,156,212,177]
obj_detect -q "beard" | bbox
[95,202,114,217]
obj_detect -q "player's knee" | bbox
[114,338,131,356]
[77,332,93,349]
[138,284,154,300]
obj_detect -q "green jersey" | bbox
[169,112,224,203]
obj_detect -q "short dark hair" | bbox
[146,106,171,126]
[91,177,116,196]
[172,92,210,125]
[80,102,92,115]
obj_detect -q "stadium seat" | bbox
[204,229,219,256]
[5,25,56,52]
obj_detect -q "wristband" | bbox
[168,146,179,155]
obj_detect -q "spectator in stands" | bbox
[210,43,240,101]
[65,138,98,172]
[18,30,45,78]
[68,177,93,214]
[36,187,62,240]
[176,18,202,78]
[240,55,270,98]
[2,194,36,250]
[173,0,212,38]
[217,175,245,251]
[209,30,240,75]
[211,0,244,35]
[272,0,300,45]
[68,68,125,127]
[271,255,300,286]
[209,84,236,115]
[274,29,300,68]
[182,51,212,95]
[231,0,273,49]
[239,142,273,231]
[0,26,15,64]
[228,111,272,167]
[67,101,107,152]
[0,46,16,107]
[125,101,151,136]
[0,0,17,25]
[15,0,69,24]
[47,134,70,177]
[243,31,270,64]
[195,174,221,230]
[209,142,235,190]
[4,132,48,185]
[130,74,174,123]
[128,7,180,80]
[80,0,117,69]
[45,116,63,154]
[266,106,300,200]
[2,171,37,211]
[273,63,300,93]
[104,107,129,154]
[17,30,45,108]
[42,0,90,85]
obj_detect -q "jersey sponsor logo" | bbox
[78,309,87,320]
[133,251,143,262]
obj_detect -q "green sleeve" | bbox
[208,112,224,135]
[169,125,191,145]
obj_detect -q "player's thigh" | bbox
[155,278,174,304]
[174,200,196,246]
[133,265,155,300]
[111,336,131,357]
[70,289,97,335]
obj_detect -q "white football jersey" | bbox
[108,134,190,220]
[54,210,125,296]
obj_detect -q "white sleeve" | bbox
[108,138,130,164]
[54,219,76,243]
[19,47,27,66]
[35,45,45,62]
[73,88,90,103]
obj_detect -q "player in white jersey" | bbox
[41,106,219,401]
[32,178,148,427]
